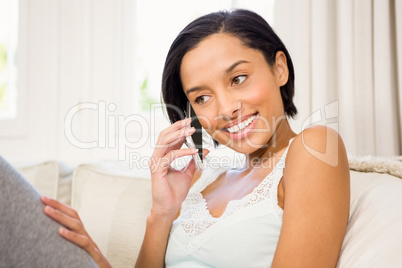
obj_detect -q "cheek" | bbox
[246,79,283,111]
[242,81,273,108]
[245,86,267,104]
[194,111,215,133]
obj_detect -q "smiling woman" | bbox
[135,9,350,268]
[0,7,349,268]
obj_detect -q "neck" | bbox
[245,118,296,168]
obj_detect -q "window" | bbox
[0,0,19,120]
[134,0,275,113]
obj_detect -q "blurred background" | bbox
[0,0,401,165]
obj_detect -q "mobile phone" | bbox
[186,102,203,170]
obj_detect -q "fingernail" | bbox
[186,127,195,133]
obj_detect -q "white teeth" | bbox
[227,114,257,133]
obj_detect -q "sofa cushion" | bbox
[15,160,73,205]
[71,157,402,267]
[71,161,151,268]
[337,170,402,267]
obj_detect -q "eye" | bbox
[232,75,247,86]
[194,95,210,104]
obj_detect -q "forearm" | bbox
[135,212,175,268]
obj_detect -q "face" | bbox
[180,33,289,154]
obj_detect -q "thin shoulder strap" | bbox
[191,166,228,193]
[275,137,295,168]
[270,137,295,216]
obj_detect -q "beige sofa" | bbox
[15,156,402,268]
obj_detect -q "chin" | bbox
[215,133,270,154]
[236,143,270,155]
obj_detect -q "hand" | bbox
[149,118,209,218]
[41,196,112,268]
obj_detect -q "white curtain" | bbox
[275,0,402,157]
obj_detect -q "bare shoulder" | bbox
[283,124,350,201]
[286,125,349,176]
[272,125,350,267]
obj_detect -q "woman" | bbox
[135,9,350,267]
[42,9,350,268]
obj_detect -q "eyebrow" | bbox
[185,60,250,95]
[225,60,250,74]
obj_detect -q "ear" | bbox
[274,51,289,87]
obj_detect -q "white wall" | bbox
[0,0,172,165]
[7,0,395,165]
[2,0,282,167]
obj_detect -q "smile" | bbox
[226,114,257,133]
[221,112,259,141]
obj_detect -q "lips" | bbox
[220,112,259,141]
[222,112,258,132]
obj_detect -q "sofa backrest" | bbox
[71,162,152,268]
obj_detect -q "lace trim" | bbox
[171,138,294,252]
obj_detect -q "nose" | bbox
[217,94,243,121]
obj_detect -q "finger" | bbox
[41,196,80,220]
[156,126,195,154]
[149,127,196,171]
[44,205,85,234]
[154,118,191,149]
[153,118,191,149]
[150,148,198,174]
[152,125,195,159]
[58,228,102,262]
[162,117,191,134]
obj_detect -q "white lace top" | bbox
[165,139,293,268]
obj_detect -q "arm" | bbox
[136,169,203,268]
[272,126,350,267]
[135,211,176,268]
[135,118,208,268]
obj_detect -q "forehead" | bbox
[180,33,265,83]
